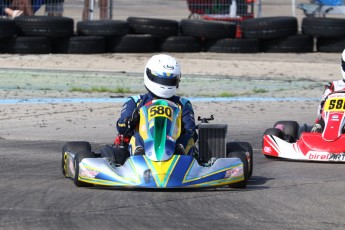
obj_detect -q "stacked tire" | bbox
[180,19,243,53]
[0,16,74,54]
[302,17,345,52]
[0,15,344,54]
[241,16,313,53]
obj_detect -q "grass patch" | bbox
[252,88,268,94]
[70,86,132,94]
[218,92,237,97]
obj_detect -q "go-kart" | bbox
[61,99,253,188]
[262,91,345,162]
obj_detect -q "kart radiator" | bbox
[198,123,227,163]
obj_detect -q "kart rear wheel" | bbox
[226,151,248,188]
[226,142,253,178]
[74,150,95,187]
[61,141,91,177]
[274,120,299,142]
[298,123,313,139]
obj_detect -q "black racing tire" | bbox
[226,142,253,178]
[263,128,284,139]
[14,16,74,38]
[68,36,105,54]
[51,37,70,54]
[52,36,106,54]
[0,19,16,38]
[261,34,314,53]
[100,145,130,165]
[0,36,51,54]
[273,120,299,141]
[205,38,260,53]
[127,17,179,38]
[62,141,92,154]
[262,128,283,159]
[74,150,95,187]
[77,20,129,36]
[100,145,117,163]
[107,34,157,53]
[180,19,237,39]
[160,36,201,52]
[241,16,298,39]
[226,151,248,188]
[298,123,313,139]
[317,37,345,53]
[61,141,92,177]
[302,17,345,38]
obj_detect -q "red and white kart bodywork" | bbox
[262,92,345,162]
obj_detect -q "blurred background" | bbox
[0,0,315,22]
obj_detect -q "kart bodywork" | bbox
[262,92,345,162]
[63,153,245,188]
[62,99,252,188]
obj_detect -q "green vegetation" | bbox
[69,86,132,94]
[252,88,268,94]
[218,92,237,97]
[212,88,268,97]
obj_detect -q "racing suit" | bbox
[317,79,345,120]
[314,79,345,131]
[116,92,198,155]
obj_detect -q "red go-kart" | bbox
[262,92,345,162]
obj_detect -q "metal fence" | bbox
[0,0,312,22]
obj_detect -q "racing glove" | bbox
[114,134,130,146]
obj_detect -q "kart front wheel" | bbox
[61,141,91,177]
[263,128,284,139]
[74,150,95,187]
[226,142,253,178]
[227,151,248,189]
[262,128,284,159]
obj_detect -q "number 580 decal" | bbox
[148,105,172,120]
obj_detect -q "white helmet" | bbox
[144,54,181,99]
[341,49,345,80]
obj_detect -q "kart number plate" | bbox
[148,105,172,120]
[324,97,345,112]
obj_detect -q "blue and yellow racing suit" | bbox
[116,93,198,155]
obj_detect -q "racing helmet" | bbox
[144,54,181,99]
[342,49,345,81]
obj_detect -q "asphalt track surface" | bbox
[1,98,345,230]
[0,52,343,229]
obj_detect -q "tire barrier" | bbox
[205,38,260,53]
[261,35,314,53]
[241,16,298,39]
[0,15,344,54]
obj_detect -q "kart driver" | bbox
[312,49,345,133]
[102,54,198,165]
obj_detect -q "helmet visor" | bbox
[146,68,180,87]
